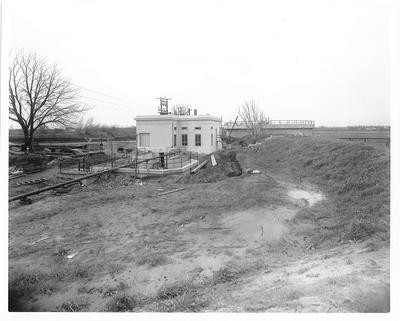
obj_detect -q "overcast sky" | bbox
[4,0,394,127]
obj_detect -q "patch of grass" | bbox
[108,263,124,278]
[9,271,45,306]
[103,286,118,297]
[9,263,95,310]
[213,265,242,285]
[50,262,93,281]
[104,294,137,312]
[283,289,303,301]
[154,280,208,312]
[155,291,209,312]
[136,252,169,267]
[348,218,380,241]
[57,298,89,312]
[157,281,194,300]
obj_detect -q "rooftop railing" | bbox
[224,120,315,127]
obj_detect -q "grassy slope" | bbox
[249,136,390,244]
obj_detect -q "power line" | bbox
[81,95,151,113]
[75,84,152,109]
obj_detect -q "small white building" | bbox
[135,114,223,154]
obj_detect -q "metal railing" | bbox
[135,151,199,171]
[223,119,315,127]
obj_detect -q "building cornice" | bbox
[135,115,222,122]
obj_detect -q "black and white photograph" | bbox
[1,0,399,318]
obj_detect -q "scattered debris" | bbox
[158,187,185,196]
[19,197,32,205]
[9,173,26,180]
[53,248,70,257]
[31,236,50,245]
[9,167,24,175]
[55,185,73,194]
[227,160,242,177]
[245,168,261,174]
[67,252,79,259]
[16,178,48,186]
[247,142,262,152]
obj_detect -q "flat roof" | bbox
[135,114,222,122]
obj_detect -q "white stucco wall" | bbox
[135,115,222,154]
[135,119,173,152]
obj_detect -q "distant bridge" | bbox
[223,120,315,137]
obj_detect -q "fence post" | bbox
[181,155,182,168]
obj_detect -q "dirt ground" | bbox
[8,140,390,312]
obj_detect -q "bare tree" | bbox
[172,104,190,116]
[9,50,87,151]
[238,99,266,137]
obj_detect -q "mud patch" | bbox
[220,207,295,244]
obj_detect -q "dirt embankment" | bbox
[8,137,390,312]
[182,150,242,184]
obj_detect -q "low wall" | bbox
[91,159,199,177]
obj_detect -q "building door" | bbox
[139,133,150,147]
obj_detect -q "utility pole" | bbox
[156,97,171,115]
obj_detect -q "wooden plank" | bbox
[157,187,185,196]
[210,154,217,166]
[190,160,208,174]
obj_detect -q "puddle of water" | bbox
[221,208,291,243]
[288,189,324,206]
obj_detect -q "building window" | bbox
[182,134,188,146]
[211,133,213,146]
[195,134,201,146]
[139,133,150,147]
[174,134,177,147]
[195,126,201,130]
[181,127,188,130]
[211,126,213,129]
[174,127,177,130]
